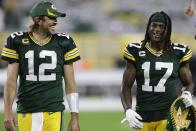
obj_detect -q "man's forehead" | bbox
[150,21,165,25]
[151,13,166,24]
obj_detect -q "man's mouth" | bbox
[153,33,161,39]
[50,25,56,29]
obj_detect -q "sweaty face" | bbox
[148,22,166,42]
[40,16,58,34]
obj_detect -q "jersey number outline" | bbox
[10,31,23,38]
[142,62,173,92]
[25,50,57,81]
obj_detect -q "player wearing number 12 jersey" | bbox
[1,1,80,131]
[2,32,79,112]
[121,11,194,131]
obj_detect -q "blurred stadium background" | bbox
[0,0,196,130]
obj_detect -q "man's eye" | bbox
[160,25,165,29]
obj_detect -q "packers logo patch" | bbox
[167,97,196,131]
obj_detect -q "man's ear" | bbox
[33,16,43,25]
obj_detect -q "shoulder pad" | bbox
[126,42,142,54]
[127,42,142,49]
[123,42,142,62]
[56,33,71,39]
[172,43,188,53]
[6,32,27,47]
[55,33,75,47]
[8,31,26,40]
[172,43,192,63]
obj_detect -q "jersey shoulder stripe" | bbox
[64,48,80,61]
[180,50,192,62]
[123,48,135,61]
[123,42,142,62]
[54,33,81,64]
[171,43,192,63]
[1,32,27,62]
[1,47,19,59]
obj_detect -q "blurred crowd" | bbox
[0,0,194,34]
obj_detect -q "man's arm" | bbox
[185,1,196,16]
[179,63,194,108]
[185,0,196,38]
[4,63,19,131]
[121,62,136,111]
[179,63,194,93]
[64,64,80,131]
[120,62,143,129]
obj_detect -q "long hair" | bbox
[141,11,172,49]
[28,16,45,33]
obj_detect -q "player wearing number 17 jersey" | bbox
[1,1,80,131]
[121,11,194,131]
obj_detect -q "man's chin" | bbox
[152,37,162,42]
[49,28,55,34]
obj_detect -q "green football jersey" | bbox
[123,42,192,111]
[1,32,80,113]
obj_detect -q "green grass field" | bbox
[0,111,134,131]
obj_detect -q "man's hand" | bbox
[4,111,17,131]
[68,112,80,131]
[185,0,196,16]
[181,91,193,108]
[121,109,143,129]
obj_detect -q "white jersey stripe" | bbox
[31,112,43,131]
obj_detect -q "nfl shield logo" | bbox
[22,113,26,118]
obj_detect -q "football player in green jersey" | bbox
[121,11,194,131]
[1,1,80,131]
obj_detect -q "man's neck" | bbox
[149,41,165,52]
[32,30,50,41]
[30,31,51,45]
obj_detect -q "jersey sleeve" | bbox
[59,35,80,64]
[123,43,141,64]
[173,43,192,64]
[1,34,20,63]
[179,47,192,64]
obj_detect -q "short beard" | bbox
[48,28,55,34]
[42,27,55,35]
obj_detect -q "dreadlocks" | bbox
[141,11,172,50]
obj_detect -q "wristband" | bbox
[67,93,79,113]
[182,91,192,97]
